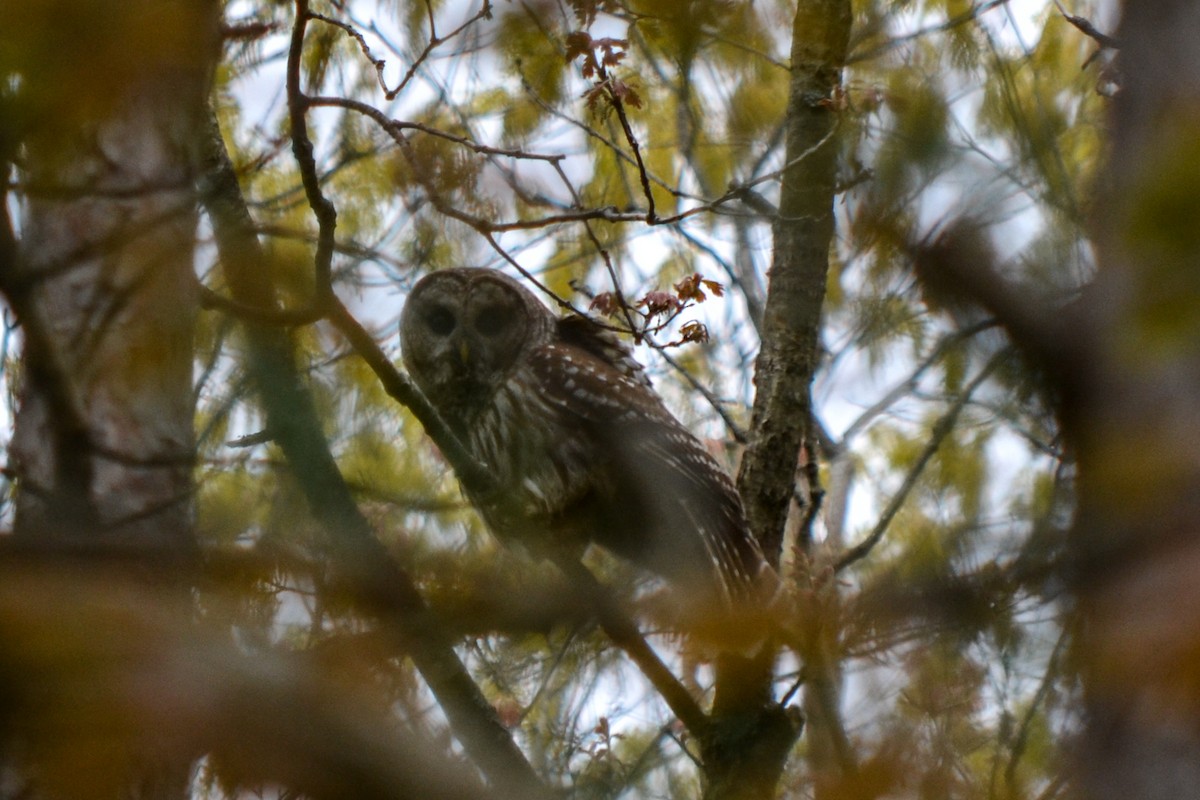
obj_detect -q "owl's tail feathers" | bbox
[639,564,785,661]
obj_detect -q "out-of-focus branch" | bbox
[838,319,999,445]
[0,561,489,800]
[1004,628,1069,794]
[847,0,1011,64]
[197,284,324,325]
[552,557,710,737]
[906,222,1084,409]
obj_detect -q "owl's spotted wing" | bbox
[527,332,765,603]
[555,315,654,390]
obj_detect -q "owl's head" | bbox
[400,268,554,420]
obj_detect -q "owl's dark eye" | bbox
[424,306,457,336]
[474,305,514,336]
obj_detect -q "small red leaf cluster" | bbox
[638,290,680,316]
[673,272,725,303]
[565,31,643,113]
[677,319,710,345]
[564,32,627,76]
[588,292,621,316]
[588,273,724,347]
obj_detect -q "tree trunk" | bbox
[705,2,852,799]
[0,2,218,797]
[737,0,852,565]
[5,0,216,555]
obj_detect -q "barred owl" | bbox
[400,268,767,607]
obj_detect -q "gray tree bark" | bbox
[737,0,852,566]
[0,3,219,798]
[3,0,217,556]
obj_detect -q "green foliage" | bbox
[875,65,953,193]
[498,6,568,140]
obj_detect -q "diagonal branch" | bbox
[906,222,1084,408]
[838,319,999,445]
[325,299,493,495]
[1051,0,1120,49]
[552,557,710,737]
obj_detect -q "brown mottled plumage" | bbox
[400,268,767,606]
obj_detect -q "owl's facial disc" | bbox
[400,270,542,426]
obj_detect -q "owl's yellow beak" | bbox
[457,339,470,365]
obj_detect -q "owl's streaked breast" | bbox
[466,365,598,530]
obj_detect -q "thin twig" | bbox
[848,0,1012,64]
[287,0,336,306]
[387,1,493,100]
[835,356,1001,572]
[1052,0,1120,49]
[308,12,392,96]
[653,345,748,444]
[307,96,566,163]
[1005,628,1069,792]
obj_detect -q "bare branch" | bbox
[552,557,711,738]
[287,0,337,306]
[308,12,392,97]
[835,357,999,572]
[1052,0,1120,49]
